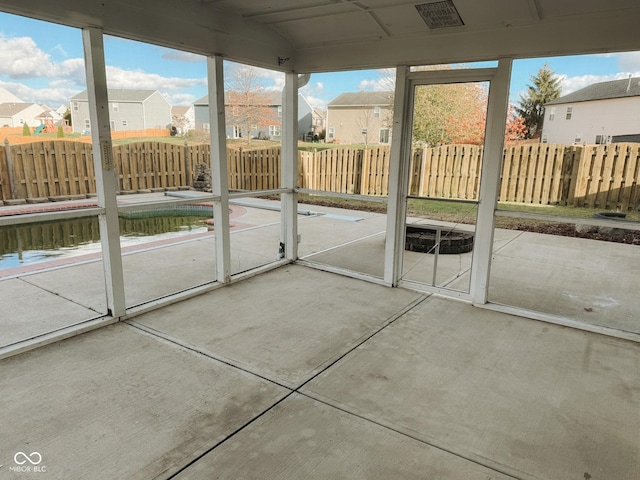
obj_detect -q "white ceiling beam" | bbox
[294,9,640,71]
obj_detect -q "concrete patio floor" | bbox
[1,195,639,478]
[1,264,638,479]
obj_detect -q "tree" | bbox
[504,104,528,143]
[515,63,561,138]
[413,81,488,146]
[226,64,279,145]
[376,66,488,146]
[63,108,72,126]
[22,123,31,136]
[171,113,190,136]
[57,125,65,138]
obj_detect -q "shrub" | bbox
[22,123,31,136]
[57,126,64,138]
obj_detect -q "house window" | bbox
[112,103,119,112]
[73,101,79,111]
[574,133,583,144]
[542,134,548,143]
[549,107,555,121]
[316,118,323,126]
[19,119,24,125]
[379,128,390,144]
[328,127,335,140]
[251,124,258,131]
[374,106,381,118]
[84,119,90,130]
[566,106,572,120]
[269,125,281,137]
[595,135,609,145]
[361,128,368,135]
[121,120,128,127]
[277,106,282,117]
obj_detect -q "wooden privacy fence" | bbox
[299,147,390,195]
[1,140,639,210]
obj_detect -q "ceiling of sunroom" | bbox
[1,0,639,71]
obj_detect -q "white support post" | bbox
[82,27,125,317]
[281,72,299,260]
[384,66,410,286]
[207,55,231,283]
[470,58,512,304]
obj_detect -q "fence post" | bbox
[183,141,191,187]
[4,139,18,199]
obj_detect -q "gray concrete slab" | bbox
[298,213,387,259]
[132,265,422,388]
[0,323,287,479]
[229,223,281,275]
[0,278,99,347]
[175,393,514,480]
[488,231,640,333]
[303,296,640,480]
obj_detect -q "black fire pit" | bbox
[405,224,474,254]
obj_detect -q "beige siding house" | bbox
[326,91,393,145]
[0,102,45,128]
[542,77,640,145]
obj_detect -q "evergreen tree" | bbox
[22,123,31,136]
[63,108,72,126]
[57,126,65,138]
[515,63,562,138]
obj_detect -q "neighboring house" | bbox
[193,92,312,141]
[171,105,195,135]
[311,108,326,137]
[326,91,393,145]
[542,77,640,145]
[0,103,46,128]
[0,87,22,104]
[70,89,172,134]
[55,104,69,117]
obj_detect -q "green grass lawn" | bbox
[296,193,640,225]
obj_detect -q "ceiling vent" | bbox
[415,1,465,29]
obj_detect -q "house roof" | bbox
[0,102,40,116]
[70,89,158,102]
[328,92,393,108]
[172,105,192,116]
[195,91,284,107]
[546,77,640,105]
[0,87,22,104]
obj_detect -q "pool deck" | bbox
[1,193,639,479]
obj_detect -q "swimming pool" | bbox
[0,205,214,270]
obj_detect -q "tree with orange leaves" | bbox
[504,104,528,143]
[226,64,279,145]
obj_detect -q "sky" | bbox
[2,11,640,111]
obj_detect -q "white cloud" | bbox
[358,68,395,92]
[0,80,79,106]
[304,95,327,109]
[300,81,326,108]
[559,71,640,95]
[166,93,197,106]
[105,65,206,92]
[615,51,640,71]
[0,35,52,78]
